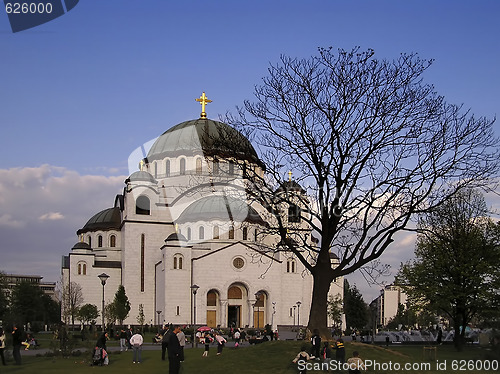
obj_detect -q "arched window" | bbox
[196,158,202,175]
[136,195,150,215]
[187,227,192,241]
[165,159,171,177]
[207,290,217,306]
[173,254,183,270]
[228,286,242,299]
[254,229,258,242]
[288,204,301,223]
[287,258,296,273]
[229,160,235,175]
[180,158,186,175]
[98,235,103,247]
[255,292,265,307]
[87,235,92,247]
[109,235,116,247]
[242,227,248,240]
[77,262,87,275]
[199,226,205,240]
[229,225,235,239]
[213,225,219,239]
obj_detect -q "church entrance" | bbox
[228,305,241,328]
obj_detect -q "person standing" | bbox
[215,332,227,355]
[11,325,22,365]
[202,332,212,357]
[334,338,346,364]
[167,325,182,374]
[119,328,128,351]
[176,327,186,362]
[129,330,143,364]
[0,328,7,366]
[96,331,108,351]
[311,329,321,359]
[161,324,171,361]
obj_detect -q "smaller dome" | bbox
[125,171,157,184]
[329,252,339,260]
[77,207,121,235]
[177,196,266,226]
[275,180,306,194]
[165,232,187,242]
[72,242,92,251]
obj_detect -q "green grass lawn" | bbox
[1,340,498,373]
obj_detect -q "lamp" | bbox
[296,301,302,327]
[97,273,109,332]
[190,284,200,347]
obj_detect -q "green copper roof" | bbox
[146,118,263,167]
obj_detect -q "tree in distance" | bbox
[112,284,131,326]
[228,46,500,334]
[78,303,99,327]
[396,189,500,350]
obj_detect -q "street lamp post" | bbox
[156,310,161,330]
[98,273,109,332]
[190,284,199,347]
[296,301,301,327]
[293,305,297,331]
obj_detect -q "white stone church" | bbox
[61,94,343,329]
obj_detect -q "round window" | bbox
[233,257,245,269]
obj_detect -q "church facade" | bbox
[61,94,343,329]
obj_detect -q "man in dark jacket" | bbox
[161,324,171,361]
[11,325,22,365]
[167,325,182,374]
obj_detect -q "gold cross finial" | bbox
[288,171,292,182]
[195,92,212,118]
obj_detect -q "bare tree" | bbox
[228,47,500,333]
[61,281,84,327]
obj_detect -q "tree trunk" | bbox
[307,265,334,338]
[453,318,465,351]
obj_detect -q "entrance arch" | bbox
[227,283,248,328]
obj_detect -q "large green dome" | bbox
[146,118,263,167]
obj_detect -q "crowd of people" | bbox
[292,329,365,374]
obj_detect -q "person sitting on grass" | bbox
[346,351,365,374]
[292,344,313,374]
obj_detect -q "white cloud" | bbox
[0,213,25,228]
[39,212,65,221]
[0,165,126,283]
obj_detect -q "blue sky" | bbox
[1,1,499,301]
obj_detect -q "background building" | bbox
[373,284,408,327]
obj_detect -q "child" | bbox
[310,329,321,359]
[334,338,345,364]
[292,344,312,374]
[320,341,331,364]
[346,351,365,374]
[202,332,212,357]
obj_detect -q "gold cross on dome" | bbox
[195,92,212,118]
[288,170,292,182]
